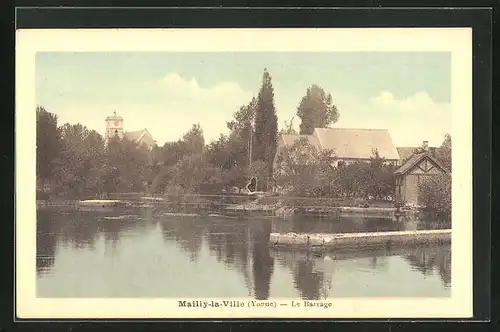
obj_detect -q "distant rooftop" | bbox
[124,129,150,142]
[394,152,449,175]
[313,127,400,160]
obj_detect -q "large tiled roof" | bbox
[313,128,400,160]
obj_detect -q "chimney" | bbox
[422,140,429,152]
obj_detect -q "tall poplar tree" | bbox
[253,69,278,189]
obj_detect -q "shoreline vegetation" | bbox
[36,68,451,221]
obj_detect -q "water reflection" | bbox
[250,219,274,300]
[160,216,204,261]
[271,245,451,299]
[36,210,451,298]
[294,259,326,300]
[404,248,451,287]
[36,210,57,276]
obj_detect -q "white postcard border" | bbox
[16,28,473,319]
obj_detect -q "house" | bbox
[124,129,156,150]
[274,127,401,169]
[394,149,449,207]
[104,111,157,150]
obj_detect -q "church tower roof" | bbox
[105,110,123,121]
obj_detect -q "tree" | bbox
[55,123,106,198]
[436,133,452,172]
[164,153,221,195]
[227,98,256,135]
[162,140,189,167]
[419,173,451,216]
[367,150,397,200]
[205,134,246,190]
[413,142,428,154]
[36,106,60,190]
[221,164,247,190]
[152,124,209,193]
[227,97,257,168]
[206,134,232,170]
[100,135,151,195]
[331,150,396,200]
[335,161,372,199]
[253,69,278,186]
[248,160,268,192]
[273,137,334,197]
[279,117,298,135]
[296,85,339,135]
[182,123,205,155]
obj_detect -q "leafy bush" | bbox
[419,173,451,215]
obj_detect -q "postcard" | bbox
[16,27,472,319]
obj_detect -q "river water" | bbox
[37,209,451,299]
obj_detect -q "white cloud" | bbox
[153,73,254,143]
[369,90,445,114]
[334,91,451,147]
[160,73,244,97]
[159,73,251,110]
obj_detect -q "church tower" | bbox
[105,111,124,141]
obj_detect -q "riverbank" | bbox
[36,195,407,219]
[269,229,451,251]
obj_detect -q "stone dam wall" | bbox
[269,229,451,251]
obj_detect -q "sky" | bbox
[36,52,451,147]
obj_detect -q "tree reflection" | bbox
[36,210,58,276]
[294,259,326,300]
[204,219,253,295]
[272,249,329,301]
[250,220,274,300]
[404,246,451,287]
[98,219,123,252]
[55,212,105,250]
[160,217,204,262]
